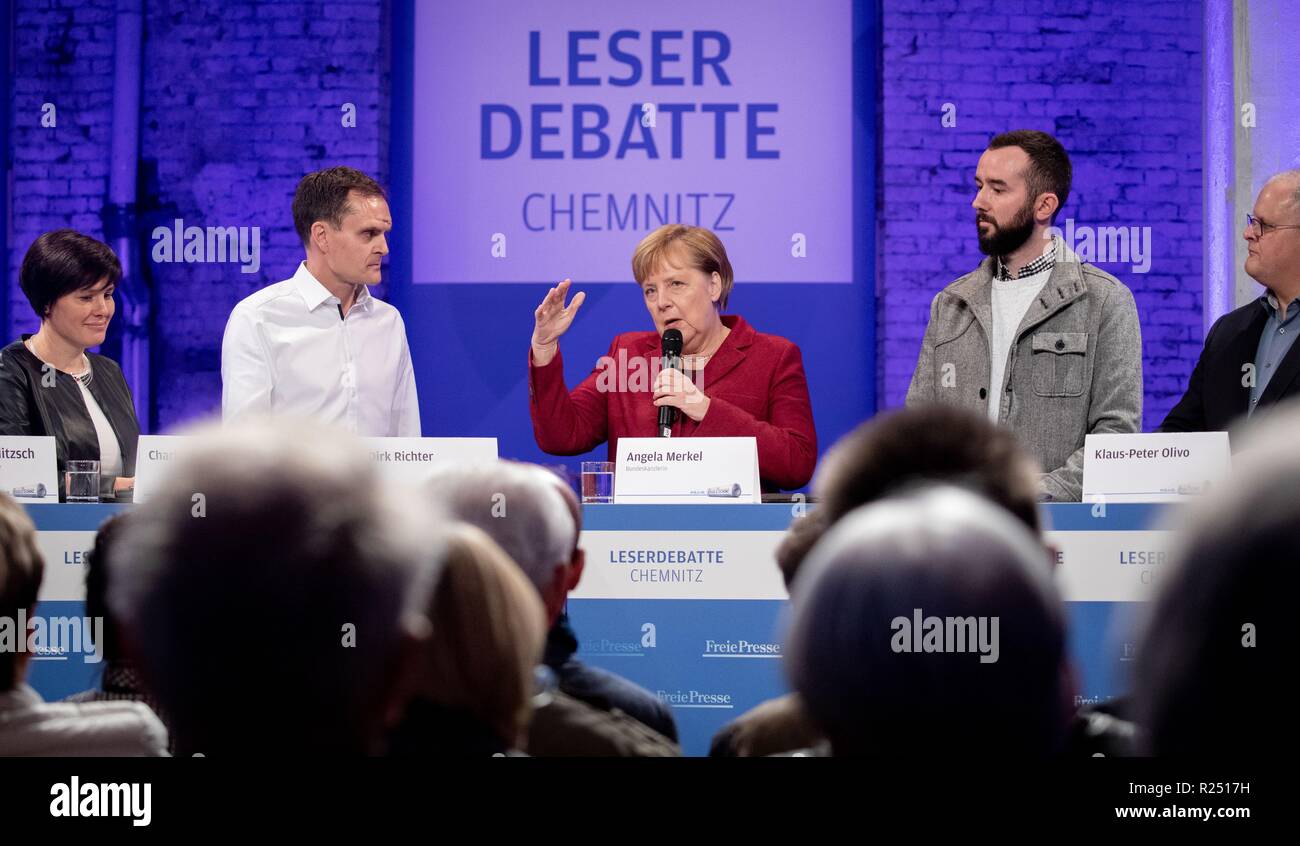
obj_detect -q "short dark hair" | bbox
[84,513,131,663]
[291,166,387,248]
[1134,454,1287,756]
[782,406,1043,587]
[987,129,1072,221]
[774,410,1040,589]
[19,229,122,320]
[0,493,44,691]
[775,510,827,589]
[818,405,1042,534]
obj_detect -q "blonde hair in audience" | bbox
[419,523,548,749]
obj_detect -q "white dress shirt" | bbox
[221,262,421,436]
[73,369,124,478]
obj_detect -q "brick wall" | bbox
[143,0,391,427]
[8,0,116,336]
[8,0,1204,433]
[878,0,1203,431]
[7,0,391,429]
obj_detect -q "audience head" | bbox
[425,461,580,625]
[776,406,1044,588]
[108,419,441,755]
[786,486,1070,757]
[414,523,548,750]
[0,493,43,692]
[1133,409,1293,756]
[83,512,132,664]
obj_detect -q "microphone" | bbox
[658,328,684,437]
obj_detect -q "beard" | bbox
[977,200,1036,256]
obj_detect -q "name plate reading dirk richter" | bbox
[0,436,58,503]
[1082,432,1231,503]
[360,437,499,486]
[614,437,760,504]
[137,436,499,502]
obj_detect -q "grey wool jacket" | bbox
[905,245,1142,501]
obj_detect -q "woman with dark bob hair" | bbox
[0,230,139,500]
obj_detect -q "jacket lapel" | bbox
[701,315,754,387]
[945,260,996,341]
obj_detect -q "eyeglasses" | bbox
[1246,213,1300,238]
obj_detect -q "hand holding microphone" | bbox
[654,328,711,433]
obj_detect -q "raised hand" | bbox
[531,279,586,366]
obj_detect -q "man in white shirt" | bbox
[221,166,420,436]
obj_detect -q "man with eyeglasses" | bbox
[1161,170,1300,431]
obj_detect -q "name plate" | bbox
[136,435,500,502]
[0,436,58,502]
[1082,432,1231,503]
[360,437,499,486]
[614,437,760,504]
[133,435,197,503]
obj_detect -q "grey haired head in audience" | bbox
[786,485,1069,757]
[424,460,576,599]
[107,418,443,755]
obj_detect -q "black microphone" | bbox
[658,328,684,437]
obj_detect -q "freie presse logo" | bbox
[703,638,780,656]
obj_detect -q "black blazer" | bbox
[1160,298,1300,432]
[0,338,140,499]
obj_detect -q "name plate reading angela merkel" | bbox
[1082,432,1231,503]
[614,437,760,504]
[0,436,58,502]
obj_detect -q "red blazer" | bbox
[529,315,817,491]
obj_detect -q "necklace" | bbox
[24,337,91,383]
[682,326,730,368]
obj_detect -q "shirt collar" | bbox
[996,236,1058,281]
[1261,291,1300,323]
[291,262,374,313]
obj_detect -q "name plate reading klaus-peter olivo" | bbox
[614,437,760,504]
[1082,432,1231,503]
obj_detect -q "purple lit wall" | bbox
[878,0,1203,431]
[7,0,391,430]
[8,0,1205,435]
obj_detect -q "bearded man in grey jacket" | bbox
[907,130,1142,502]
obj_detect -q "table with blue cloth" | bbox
[23,502,1171,757]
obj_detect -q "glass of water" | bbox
[65,460,100,503]
[581,461,614,504]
